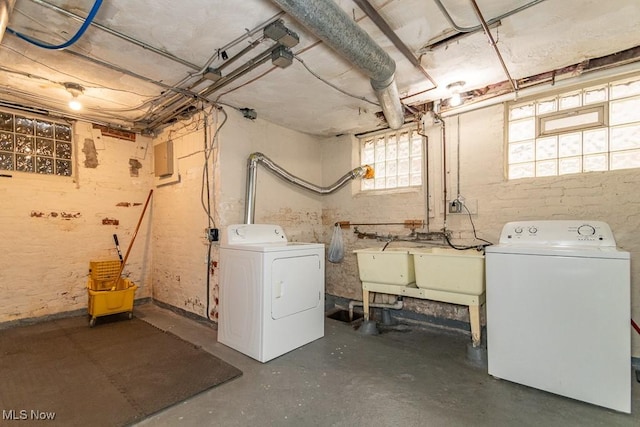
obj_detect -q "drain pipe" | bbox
[348,297,403,322]
[0,0,16,44]
[441,117,448,230]
[270,0,405,129]
[245,152,373,224]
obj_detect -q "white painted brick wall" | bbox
[322,105,640,356]
[9,104,636,357]
[0,120,153,323]
[152,109,324,321]
[151,118,217,319]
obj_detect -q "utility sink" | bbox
[410,247,485,296]
[353,247,415,286]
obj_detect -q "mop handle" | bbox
[113,234,123,262]
[116,189,153,286]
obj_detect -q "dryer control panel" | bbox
[222,224,288,246]
[498,220,616,247]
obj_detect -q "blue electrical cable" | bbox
[6,0,103,50]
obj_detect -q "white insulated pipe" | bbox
[348,298,404,322]
[270,0,405,129]
[0,0,16,44]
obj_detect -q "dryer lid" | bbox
[223,241,324,252]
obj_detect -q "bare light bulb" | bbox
[64,82,84,111]
[446,81,465,107]
[69,97,82,111]
[449,92,462,107]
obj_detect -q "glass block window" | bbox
[0,109,73,176]
[507,75,640,179]
[360,128,423,191]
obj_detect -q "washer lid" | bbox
[485,244,629,259]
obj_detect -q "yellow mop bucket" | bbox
[87,259,138,327]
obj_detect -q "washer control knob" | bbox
[528,226,538,234]
[577,224,596,236]
[514,226,523,234]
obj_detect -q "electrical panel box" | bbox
[154,140,174,177]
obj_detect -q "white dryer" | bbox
[485,220,631,413]
[218,224,325,363]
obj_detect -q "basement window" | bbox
[507,75,640,179]
[0,109,73,177]
[359,128,423,191]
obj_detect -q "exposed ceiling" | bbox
[1,0,639,136]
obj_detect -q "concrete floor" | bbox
[134,304,639,427]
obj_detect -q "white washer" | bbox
[218,224,325,363]
[485,220,631,413]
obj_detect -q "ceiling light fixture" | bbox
[64,82,84,111]
[446,81,465,107]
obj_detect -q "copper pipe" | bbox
[469,0,518,93]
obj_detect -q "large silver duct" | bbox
[0,0,16,44]
[270,0,405,129]
[245,152,373,224]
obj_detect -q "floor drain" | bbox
[326,309,363,323]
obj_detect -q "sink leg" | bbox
[363,288,370,321]
[469,304,481,347]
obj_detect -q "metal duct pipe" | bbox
[270,0,405,129]
[0,0,16,44]
[353,0,436,88]
[245,152,373,224]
